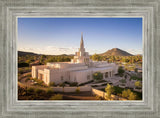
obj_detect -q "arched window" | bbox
[105,72,108,78]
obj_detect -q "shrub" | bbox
[122,89,137,100]
[49,82,55,87]
[118,66,125,77]
[59,83,65,87]
[75,87,80,93]
[105,84,114,99]
[18,62,29,67]
[122,90,128,98]
[134,68,138,73]
[49,94,63,100]
[135,81,142,88]
[130,76,142,81]
[113,86,124,95]
[93,72,103,81]
[46,88,54,95]
[70,82,78,86]
[64,81,70,84]
[27,87,34,94]
[128,92,137,100]
[35,88,45,95]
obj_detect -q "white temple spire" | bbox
[80,32,84,49]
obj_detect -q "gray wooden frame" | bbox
[0,0,159,118]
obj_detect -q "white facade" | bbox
[32,33,118,85]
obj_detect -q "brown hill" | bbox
[18,51,38,56]
[100,48,133,56]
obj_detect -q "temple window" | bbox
[105,72,108,78]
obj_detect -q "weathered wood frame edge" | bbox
[0,0,159,118]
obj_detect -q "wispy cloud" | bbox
[18,46,78,55]
[126,49,142,55]
[18,46,142,56]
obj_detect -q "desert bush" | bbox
[70,82,78,86]
[105,84,114,99]
[122,89,131,98]
[130,76,142,81]
[93,72,103,81]
[122,89,137,100]
[134,81,142,88]
[49,82,55,87]
[46,88,54,95]
[128,92,137,100]
[18,62,29,67]
[118,66,125,77]
[27,87,34,94]
[35,88,45,95]
[75,87,80,93]
[49,94,63,100]
[59,83,65,87]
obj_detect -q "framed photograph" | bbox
[0,0,159,118]
[17,17,143,101]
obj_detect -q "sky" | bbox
[18,17,142,55]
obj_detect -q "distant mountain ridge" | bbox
[18,51,38,56]
[18,48,133,56]
[100,48,133,56]
[18,51,73,56]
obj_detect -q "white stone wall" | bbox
[52,86,91,92]
[43,69,50,85]
[32,65,46,79]
[70,69,93,84]
[49,70,70,84]
[32,61,118,85]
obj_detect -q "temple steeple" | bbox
[71,33,90,65]
[80,32,84,50]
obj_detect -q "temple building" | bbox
[32,33,118,85]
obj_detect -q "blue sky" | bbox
[18,17,142,55]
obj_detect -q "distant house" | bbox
[32,33,118,85]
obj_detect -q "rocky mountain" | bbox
[100,48,133,56]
